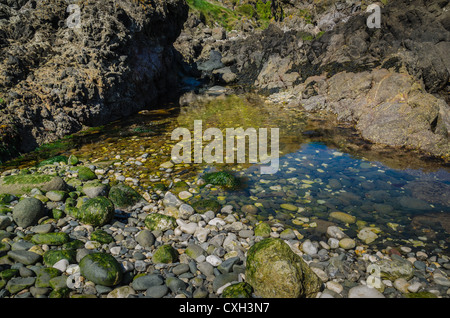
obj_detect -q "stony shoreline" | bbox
[0,155,449,299]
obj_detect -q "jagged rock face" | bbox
[0,0,188,160]
[210,0,450,158]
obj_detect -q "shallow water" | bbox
[2,93,449,251]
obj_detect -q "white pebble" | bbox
[66,264,80,275]
[53,259,69,272]
[206,255,222,267]
[326,281,343,294]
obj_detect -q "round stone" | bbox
[12,197,45,228]
[79,253,123,287]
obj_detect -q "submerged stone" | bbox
[329,212,356,224]
[191,199,221,214]
[202,171,240,188]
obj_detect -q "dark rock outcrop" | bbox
[0,0,188,162]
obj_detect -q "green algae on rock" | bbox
[108,183,144,209]
[43,249,77,266]
[31,232,70,245]
[221,282,253,298]
[90,229,114,244]
[144,213,176,231]
[0,174,66,195]
[79,252,123,287]
[73,166,97,181]
[254,222,271,238]
[152,244,178,264]
[202,171,241,189]
[191,199,221,214]
[245,237,322,298]
[36,155,68,167]
[77,196,115,227]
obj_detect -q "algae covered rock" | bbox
[152,245,178,264]
[79,252,123,287]
[12,197,46,228]
[36,155,68,167]
[77,196,115,227]
[43,249,77,266]
[245,238,322,298]
[191,199,221,214]
[202,171,240,189]
[74,166,96,181]
[221,282,253,298]
[31,232,70,245]
[108,183,144,209]
[254,222,271,238]
[90,229,114,244]
[0,174,66,195]
[144,213,176,231]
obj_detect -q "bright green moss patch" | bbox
[31,232,70,245]
[43,249,77,266]
[36,155,68,167]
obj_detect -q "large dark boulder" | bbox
[0,0,189,162]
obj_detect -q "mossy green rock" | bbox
[254,222,271,238]
[79,252,122,286]
[404,291,438,298]
[43,249,77,266]
[31,232,70,245]
[49,287,70,298]
[68,155,79,165]
[74,166,96,181]
[191,199,221,214]
[36,267,61,288]
[37,155,68,167]
[0,174,66,195]
[12,197,46,228]
[52,208,65,219]
[0,193,16,204]
[171,181,189,194]
[77,196,115,227]
[108,183,144,209]
[152,245,178,264]
[202,171,240,188]
[90,229,114,244]
[144,213,176,231]
[6,277,36,294]
[221,282,253,298]
[245,238,322,298]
